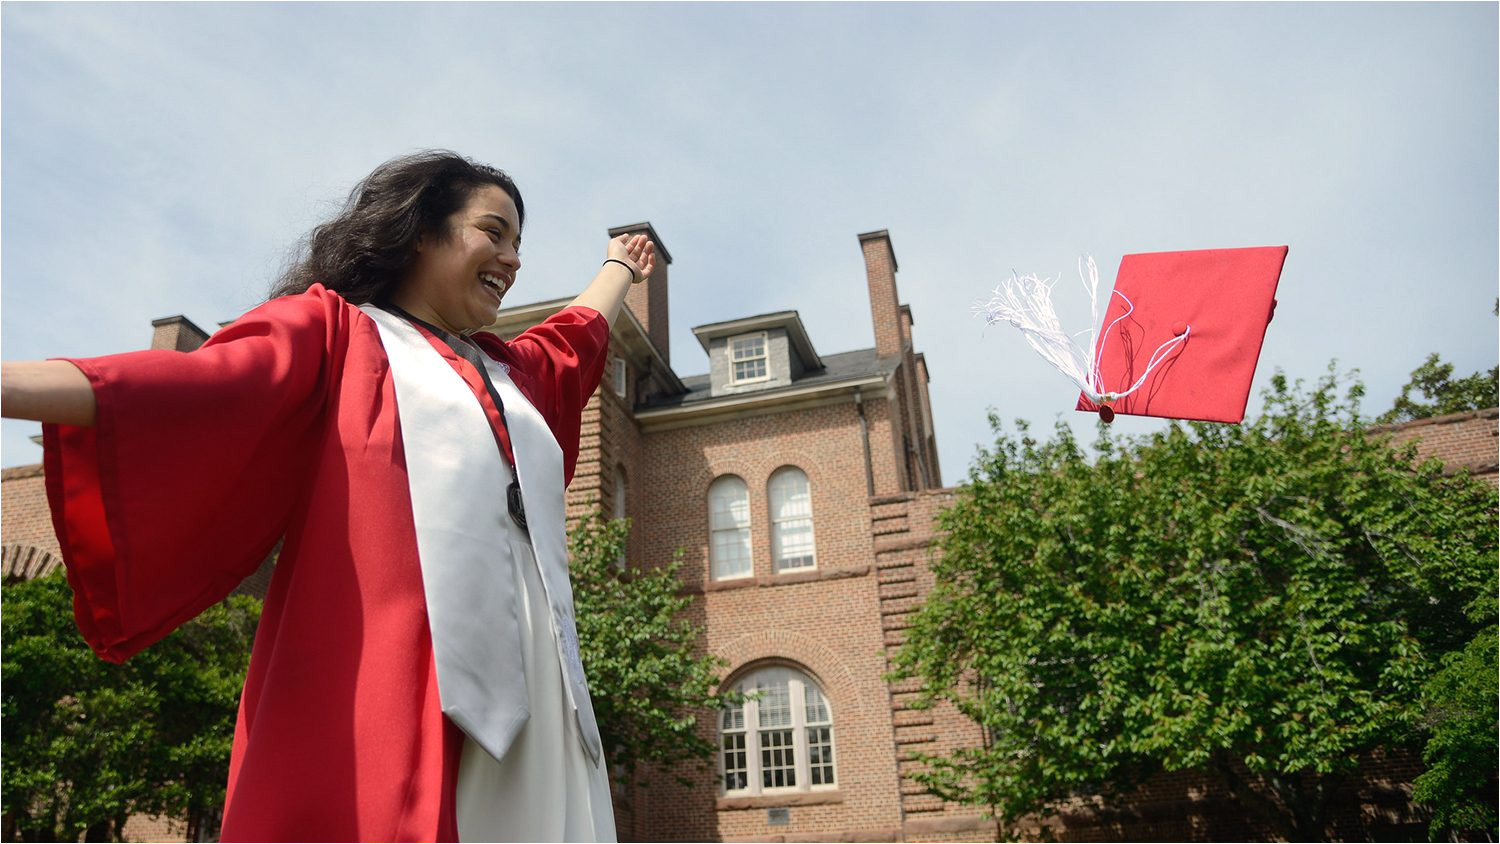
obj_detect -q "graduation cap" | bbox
[978,246,1288,424]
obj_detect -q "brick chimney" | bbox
[859,230,902,358]
[610,222,673,365]
[150,315,210,352]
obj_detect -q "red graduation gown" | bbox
[42,284,610,842]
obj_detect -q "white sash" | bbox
[360,306,603,766]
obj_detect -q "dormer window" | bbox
[730,333,769,384]
[691,313,821,398]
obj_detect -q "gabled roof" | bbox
[691,311,823,370]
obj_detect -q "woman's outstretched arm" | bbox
[567,233,656,326]
[1,360,96,425]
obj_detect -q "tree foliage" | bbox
[1411,623,1499,840]
[892,368,1496,841]
[570,513,741,785]
[1379,352,1498,424]
[2,573,259,842]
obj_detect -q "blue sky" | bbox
[3,2,1496,481]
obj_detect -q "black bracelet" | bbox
[602,258,639,283]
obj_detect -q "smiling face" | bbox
[391,184,522,334]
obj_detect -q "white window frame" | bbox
[729,332,770,385]
[611,356,628,398]
[769,467,816,573]
[708,475,753,580]
[720,666,836,796]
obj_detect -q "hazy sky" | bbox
[3,2,1496,482]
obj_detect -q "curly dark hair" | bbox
[270,150,524,303]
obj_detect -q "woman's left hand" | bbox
[608,234,656,284]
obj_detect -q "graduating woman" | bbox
[0,151,655,842]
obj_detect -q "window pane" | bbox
[774,519,815,569]
[803,683,829,724]
[710,477,752,579]
[771,469,815,570]
[721,702,745,731]
[807,726,834,786]
[760,729,796,788]
[733,358,767,381]
[732,336,765,360]
[770,470,811,519]
[711,530,751,579]
[709,480,749,530]
[722,731,748,792]
[756,678,791,727]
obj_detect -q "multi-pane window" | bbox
[804,681,835,786]
[709,476,752,580]
[720,667,836,795]
[769,467,815,571]
[730,333,769,383]
[721,703,748,791]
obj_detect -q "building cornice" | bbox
[1365,406,1498,434]
[634,374,889,432]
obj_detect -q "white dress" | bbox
[454,523,617,842]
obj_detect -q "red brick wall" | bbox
[1372,407,1499,487]
[1,464,61,571]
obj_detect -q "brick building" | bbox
[2,223,1495,842]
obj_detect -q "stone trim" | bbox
[2,463,44,481]
[689,565,871,594]
[1366,405,1498,434]
[3,544,62,581]
[716,790,844,811]
[901,813,995,836]
[715,631,868,719]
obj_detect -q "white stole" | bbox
[360,305,603,767]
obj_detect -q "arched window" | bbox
[720,666,835,795]
[768,467,815,572]
[709,475,752,580]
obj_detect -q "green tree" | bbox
[1379,353,1498,424]
[1410,595,1498,839]
[892,369,1496,841]
[570,513,741,786]
[2,573,259,842]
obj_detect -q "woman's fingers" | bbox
[606,235,655,282]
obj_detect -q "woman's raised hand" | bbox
[571,233,658,325]
[607,234,656,284]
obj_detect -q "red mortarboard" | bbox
[1076,246,1288,424]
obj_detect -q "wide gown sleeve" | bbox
[475,305,610,485]
[43,289,344,663]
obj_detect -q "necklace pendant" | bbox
[507,479,528,532]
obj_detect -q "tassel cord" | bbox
[976,256,1194,406]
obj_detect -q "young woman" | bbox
[1,150,654,842]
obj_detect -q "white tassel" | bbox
[975,256,1191,406]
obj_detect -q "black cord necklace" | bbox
[381,304,529,533]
